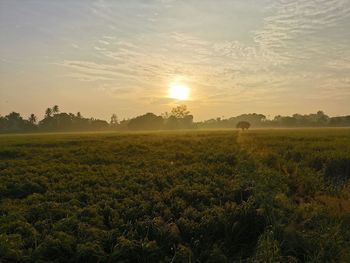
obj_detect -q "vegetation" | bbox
[1,106,350,134]
[199,111,350,129]
[0,129,350,262]
[0,106,109,134]
[236,121,251,130]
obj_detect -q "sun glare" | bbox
[169,84,190,101]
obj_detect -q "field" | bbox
[1,129,350,262]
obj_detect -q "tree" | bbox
[28,114,37,124]
[76,112,82,119]
[0,112,29,132]
[163,105,194,129]
[89,119,109,130]
[52,105,60,114]
[45,108,53,118]
[236,121,251,130]
[0,116,7,131]
[231,113,266,127]
[316,110,329,125]
[6,112,22,122]
[161,112,170,119]
[110,114,118,127]
[171,105,190,119]
[128,113,164,130]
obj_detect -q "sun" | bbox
[169,84,190,101]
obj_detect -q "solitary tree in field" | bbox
[45,108,53,118]
[236,121,251,130]
[52,105,60,114]
[28,114,37,124]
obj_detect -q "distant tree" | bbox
[171,105,190,118]
[181,114,194,128]
[0,116,6,131]
[236,121,251,130]
[161,112,170,119]
[329,116,350,127]
[128,113,164,130]
[165,115,179,129]
[316,110,329,125]
[281,116,297,127]
[231,113,266,127]
[4,112,26,131]
[6,112,23,122]
[163,105,194,129]
[52,105,60,114]
[45,108,53,118]
[76,112,82,119]
[292,114,308,126]
[110,114,119,127]
[118,119,130,130]
[90,119,109,130]
[28,114,37,124]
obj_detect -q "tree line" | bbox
[0,105,194,133]
[0,106,109,133]
[198,110,350,129]
[0,106,350,133]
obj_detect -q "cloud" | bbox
[327,58,350,71]
[58,0,350,109]
[98,40,110,45]
[253,0,350,64]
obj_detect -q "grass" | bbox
[0,128,350,262]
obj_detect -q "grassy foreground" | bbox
[0,129,350,262]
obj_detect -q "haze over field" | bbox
[1,0,350,120]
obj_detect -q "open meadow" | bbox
[1,129,350,262]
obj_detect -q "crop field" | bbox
[1,129,350,262]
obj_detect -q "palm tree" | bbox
[28,114,37,124]
[52,105,59,114]
[45,108,52,118]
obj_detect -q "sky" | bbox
[1,0,350,121]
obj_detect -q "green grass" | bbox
[0,129,350,262]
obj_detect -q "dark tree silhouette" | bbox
[128,113,163,130]
[110,114,118,127]
[236,121,251,130]
[1,107,350,134]
[171,105,190,118]
[28,114,37,124]
[45,108,53,118]
[52,105,60,114]
[0,112,31,132]
[162,105,194,129]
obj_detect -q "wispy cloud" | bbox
[49,0,350,116]
[254,0,350,64]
